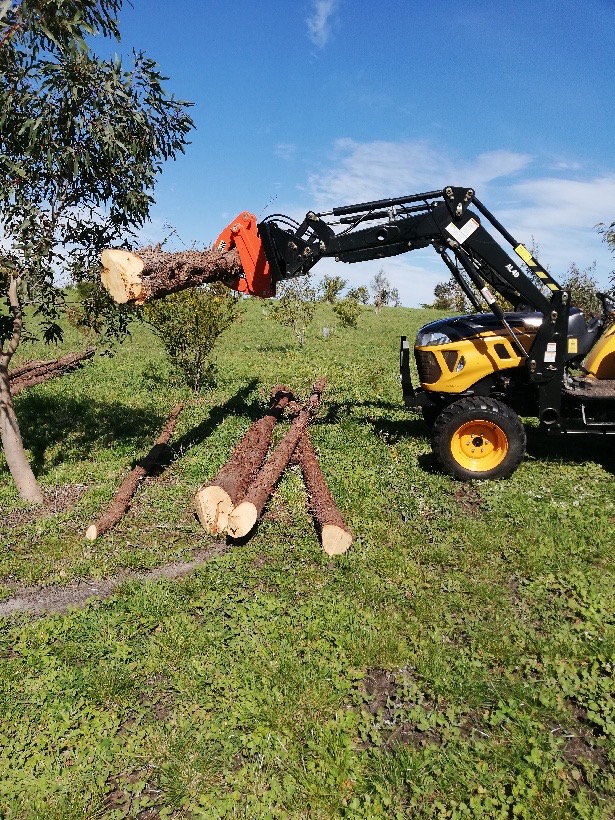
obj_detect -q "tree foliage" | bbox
[0,0,194,502]
[143,285,240,393]
[318,274,347,304]
[346,285,369,305]
[267,277,316,347]
[561,263,601,318]
[422,279,472,312]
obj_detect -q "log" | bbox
[85,403,184,540]
[294,432,352,556]
[226,378,326,539]
[100,246,243,305]
[9,349,95,396]
[194,386,293,535]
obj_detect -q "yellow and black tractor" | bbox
[216,186,615,480]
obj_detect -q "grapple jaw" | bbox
[215,212,275,298]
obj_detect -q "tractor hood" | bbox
[416,312,543,345]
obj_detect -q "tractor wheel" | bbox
[431,396,526,481]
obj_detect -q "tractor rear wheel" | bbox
[431,396,526,480]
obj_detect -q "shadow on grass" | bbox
[14,379,260,477]
[525,427,615,475]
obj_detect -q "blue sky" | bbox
[107,0,615,306]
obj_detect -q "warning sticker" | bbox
[446,218,479,244]
[544,342,557,363]
[568,338,578,354]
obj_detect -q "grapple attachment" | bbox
[215,212,275,297]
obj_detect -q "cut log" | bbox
[194,386,293,535]
[101,246,243,305]
[294,432,352,556]
[226,378,326,539]
[85,403,184,540]
[10,349,95,396]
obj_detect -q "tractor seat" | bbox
[566,307,602,360]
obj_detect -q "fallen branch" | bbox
[294,432,352,556]
[227,378,326,539]
[194,386,293,534]
[101,246,242,304]
[85,403,184,540]
[10,349,95,396]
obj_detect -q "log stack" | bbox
[195,379,353,556]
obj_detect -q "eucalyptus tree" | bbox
[0,0,194,503]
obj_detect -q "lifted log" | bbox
[10,349,95,396]
[194,386,293,535]
[85,403,184,540]
[101,246,242,305]
[294,432,352,556]
[227,378,326,539]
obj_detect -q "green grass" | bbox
[1,300,614,817]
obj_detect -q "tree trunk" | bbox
[194,386,293,534]
[101,246,243,304]
[294,432,352,556]
[9,349,95,396]
[226,378,326,539]
[0,276,44,505]
[85,403,184,540]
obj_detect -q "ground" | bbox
[0,300,613,818]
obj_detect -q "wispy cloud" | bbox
[274,142,297,161]
[306,0,339,49]
[304,139,532,210]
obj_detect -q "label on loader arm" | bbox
[545,342,557,363]
[445,218,479,244]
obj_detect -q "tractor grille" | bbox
[415,350,442,384]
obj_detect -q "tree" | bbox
[422,279,471,312]
[318,274,347,304]
[267,276,316,346]
[346,286,369,304]
[370,269,400,314]
[142,284,240,393]
[332,297,361,328]
[0,1,194,503]
[561,263,601,318]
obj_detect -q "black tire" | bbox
[431,396,526,481]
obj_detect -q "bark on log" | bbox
[10,349,95,396]
[85,403,184,540]
[294,432,352,556]
[226,378,326,539]
[194,386,293,535]
[101,246,242,305]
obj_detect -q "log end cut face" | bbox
[321,524,352,556]
[194,486,234,535]
[101,249,145,305]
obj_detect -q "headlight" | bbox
[416,329,452,347]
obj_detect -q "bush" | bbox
[142,283,240,392]
[267,276,316,346]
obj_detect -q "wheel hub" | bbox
[451,420,508,472]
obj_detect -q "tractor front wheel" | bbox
[431,396,526,480]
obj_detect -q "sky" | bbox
[104,0,615,306]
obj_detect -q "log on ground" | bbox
[227,378,326,539]
[85,403,184,540]
[101,246,243,305]
[194,386,293,535]
[294,432,352,556]
[10,349,95,396]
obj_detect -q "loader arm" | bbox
[217,187,570,411]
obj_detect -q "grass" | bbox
[1,300,614,817]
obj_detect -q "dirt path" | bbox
[0,544,229,618]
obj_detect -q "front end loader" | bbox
[216,186,615,480]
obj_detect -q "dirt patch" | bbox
[452,482,484,516]
[4,484,88,528]
[0,544,229,618]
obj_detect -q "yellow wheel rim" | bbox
[450,419,508,472]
